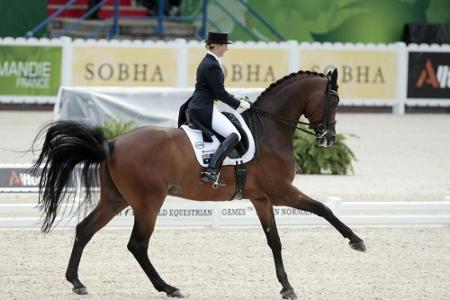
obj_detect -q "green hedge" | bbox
[293,128,356,175]
[101,119,136,140]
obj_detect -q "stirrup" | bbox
[201,171,226,188]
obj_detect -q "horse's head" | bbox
[305,69,340,147]
[247,69,341,149]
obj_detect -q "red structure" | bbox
[47,0,147,19]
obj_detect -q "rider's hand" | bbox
[238,96,251,111]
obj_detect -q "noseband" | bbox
[308,86,339,138]
[249,79,340,137]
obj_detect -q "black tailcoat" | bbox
[178,54,240,141]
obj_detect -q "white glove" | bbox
[238,96,251,111]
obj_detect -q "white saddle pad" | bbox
[181,111,255,168]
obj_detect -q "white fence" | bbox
[1,197,449,229]
[1,37,450,113]
[1,162,449,228]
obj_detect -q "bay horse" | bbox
[32,69,365,299]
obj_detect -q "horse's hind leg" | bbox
[127,192,183,298]
[66,163,128,295]
[279,185,366,252]
[251,198,297,300]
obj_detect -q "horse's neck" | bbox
[246,78,311,158]
[256,79,309,140]
[277,76,314,113]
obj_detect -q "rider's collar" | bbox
[207,50,222,65]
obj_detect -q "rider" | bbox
[180,32,251,186]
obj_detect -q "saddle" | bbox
[181,110,255,168]
[187,112,249,158]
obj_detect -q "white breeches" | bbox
[211,106,241,140]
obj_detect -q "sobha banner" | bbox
[299,49,398,100]
[71,46,178,86]
[188,47,290,88]
[0,45,62,96]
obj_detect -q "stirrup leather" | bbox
[200,133,240,189]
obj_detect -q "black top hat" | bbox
[205,32,232,44]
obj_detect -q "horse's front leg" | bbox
[279,185,366,252]
[251,198,297,300]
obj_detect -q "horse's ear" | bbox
[327,68,338,83]
[327,69,338,90]
[331,68,338,83]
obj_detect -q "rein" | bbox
[248,88,339,137]
[249,106,316,135]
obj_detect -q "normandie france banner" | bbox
[0,45,62,96]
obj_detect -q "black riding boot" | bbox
[201,133,240,187]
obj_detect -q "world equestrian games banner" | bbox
[299,48,398,100]
[407,52,450,99]
[0,45,62,96]
[188,47,290,88]
[71,45,178,87]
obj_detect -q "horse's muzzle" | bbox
[316,130,336,147]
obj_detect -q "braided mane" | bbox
[254,70,326,104]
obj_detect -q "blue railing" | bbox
[199,0,209,39]
[26,0,281,41]
[27,0,120,39]
[110,0,119,37]
[26,0,79,38]
[237,0,285,41]
[208,0,285,42]
[26,0,209,40]
[59,0,116,38]
[150,0,209,38]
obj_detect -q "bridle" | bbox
[249,78,340,138]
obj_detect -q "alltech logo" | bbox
[416,59,450,89]
[0,168,41,188]
[408,52,450,99]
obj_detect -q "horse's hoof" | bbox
[280,288,297,299]
[167,289,184,298]
[72,286,88,295]
[349,240,366,252]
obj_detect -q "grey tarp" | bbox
[55,87,263,127]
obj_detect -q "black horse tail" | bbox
[31,121,111,233]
